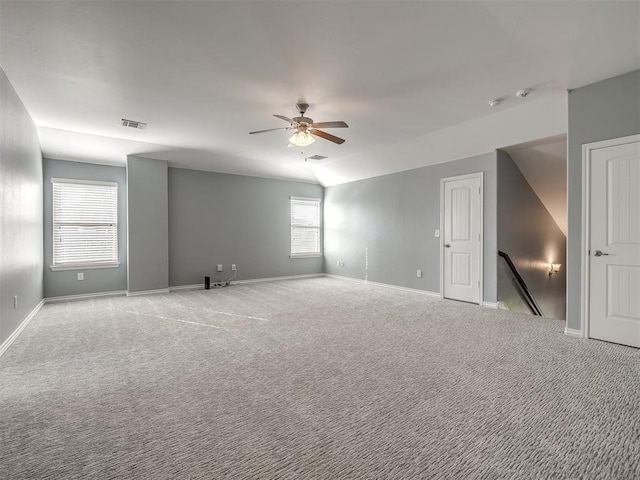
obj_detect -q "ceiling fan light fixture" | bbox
[289,130,315,147]
[251,103,347,146]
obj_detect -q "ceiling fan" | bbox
[249,103,348,146]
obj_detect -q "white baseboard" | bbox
[45,290,127,303]
[126,288,170,297]
[233,273,323,285]
[0,299,45,358]
[324,274,441,298]
[169,274,324,291]
[564,327,584,338]
[169,284,203,292]
[326,274,500,307]
[481,301,499,309]
[365,280,441,298]
[44,276,324,301]
[323,274,367,284]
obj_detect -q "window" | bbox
[290,197,321,257]
[51,178,119,269]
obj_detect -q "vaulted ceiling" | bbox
[1,1,638,186]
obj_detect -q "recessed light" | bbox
[516,89,531,98]
[489,99,502,108]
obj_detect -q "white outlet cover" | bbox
[417,269,422,278]
[77,272,84,281]
[217,264,223,272]
[435,229,440,237]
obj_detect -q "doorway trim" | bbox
[439,172,484,305]
[580,134,640,339]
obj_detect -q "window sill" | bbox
[289,254,322,259]
[50,262,120,271]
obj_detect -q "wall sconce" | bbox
[549,263,561,276]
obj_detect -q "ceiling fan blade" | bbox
[274,114,300,125]
[311,121,349,129]
[249,127,291,134]
[311,129,345,144]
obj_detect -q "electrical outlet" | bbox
[417,269,422,278]
[231,264,237,271]
[14,295,18,309]
[77,272,84,281]
[435,229,440,237]
[217,264,223,272]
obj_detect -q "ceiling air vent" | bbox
[307,155,327,160]
[121,118,147,130]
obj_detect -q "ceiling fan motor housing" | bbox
[294,103,313,126]
[293,116,314,126]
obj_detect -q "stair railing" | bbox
[498,250,544,317]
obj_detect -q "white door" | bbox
[589,138,640,348]
[442,173,483,304]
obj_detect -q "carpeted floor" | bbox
[1,277,638,479]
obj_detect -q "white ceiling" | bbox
[1,1,638,186]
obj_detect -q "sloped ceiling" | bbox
[0,1,638,185]
[504,135,568,236]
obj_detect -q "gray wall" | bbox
[567,69,640,331]
[127,155,169,293]
[497,150,566,320]
[43,159,127,298]
[0,68,43,346]
[168,168,324,286]
[324,152,498,303]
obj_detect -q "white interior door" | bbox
[588,138,640,348]
[442,173,482,304]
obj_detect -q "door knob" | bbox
[594,250,609,257]
[444,244,451,248]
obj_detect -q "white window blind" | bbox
[290,197,321,256]
[52,179,118,267]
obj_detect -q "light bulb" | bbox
[289,130,315,147]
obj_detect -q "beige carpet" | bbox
[1,277,638,479]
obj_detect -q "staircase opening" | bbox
[497,135,567,320]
